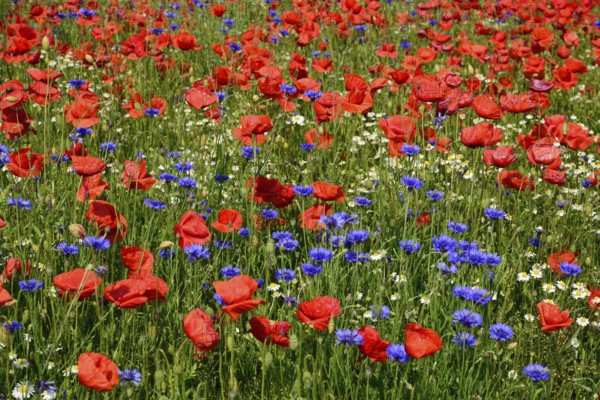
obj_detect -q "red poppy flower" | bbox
[78,352,119,392]
[183,308,220,353]
[0,282,14,306]
[565,123,594,150]
[64,95,101,128]
[357,325,390,362]
[27,67,63,82]
[174,211,211,249]
[313,92,343,124]
[1,107,35,140]
[213,275,266,321]
[472,94,503,120]
[77,173,110,202]
[0,80,28,109]
[296,296,342,331]
[247,176,295,208]
[500,93,537,113]
[300,203,332,230]
[0,218,5,230]
[404,322,442,359]
[121,160,156,190]
[547,250,578,274]
[552,65,578,90]
[185,84,218,110]
[587,287,600,310]
[416,211,431,227]
[460,123,503,148]
[172,31,199,51]
[127,271,168,301]
[71,156,106,176]
[537,301,573,332]
[543,168,566,186]
[375,43,397,59]
[28,81,62,105]
[248,316,292,348]
[2,258,32,281]
[312,181,346,203]
[6,148,44,178]
[53,268,102,300]
[103,279,149,308]
[378,115,417,143]
[305,128,334,149]
[85,200,127,243]
[212,209,243,233]
[233,115,273,145]
[412,74,448,102]
[527,143,562,166]
[120,246,154,273]
[483,146,518,168]
[498,170,535,192]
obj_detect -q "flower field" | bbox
[1,0,600,398]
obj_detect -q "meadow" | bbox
[0,0,600,398]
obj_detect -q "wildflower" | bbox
[82,236,111,251]
[301,263,323,276]
[119,369,142,386]
[452,332,477,348]
[400,176,423,190]
[559,262,581,276]
[7,197,32,210]
[261,209,278,219]
[221,266,240,279]
[354,196,372,207]
[38,380,56,400]
[18,279,44,292]
[159,172,178,182]
[401,143,420,156]
[399,240,421,253]
[489,323,514,341]
[241,146,260,160]
[453,309,483,327]
[144,199,166,210]
[277,238,299,251]
[432,235,457,253]
[56,242,79,255]
[275,268,295,282]
[308,248,334,263]
[484,207,506,219]
[178,176,197,189]
[447,221,468,234]
[184,244,211,262]
[523,364,550,382]
[576,317,589,327]
[386,344,410,362]
[293,185,314,197]
[425,190,444,201]
[12,381,35,399]
[335,329,363,345]
[304,90,322,101]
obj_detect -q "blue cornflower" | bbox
[144,199,166,210]
[280,84,297,95]
[453,309,483,327]
[38,380,57,397]
[452,332,476,348]
[159,248,176,260]
[214,240,233,249]
[304,90,322,101]
[7,197,32,210]
[214,293,227,306]
[277,238,299,251]
[174,161,194,173]
[262,209,278,219]
[401,143,420,156]
[335,329,363,345]
[529,237,542,247]
[432,235,457,253]
[241,146,260,160]
[159,172,178,182]
[214,174,230,183]
[150,28,165,34]
[2,321,22,332]
[272,231,293,241]
[184,244,211,262]
[293,185,314,197]
[279,29,290,37]
[311,51,321,57]
[76,127,93,136]
[399,240,421,254]
[400,40,411,49]
[425,190,444,201]
[400,176,423,190]
[57,242,79,255]
[308,247,333,263]
[215,91,227,102]
[83,236,111,251]
[164,11,178,18]
[119,369,142,386]
[300,143,316,151]
[428,19,439,25]
[447,221,468,234]
[387,344,410,362]
[95,265,109,276]
[559,262,581,276]
[436,262,458,274]
[275,268,295,282]
[484,207,506,219]
[345,251,370,263]
[301,263,323,276]
[489,323,514,341]
[370,305,391,319]
[239,227,250,237]
[69,79,86,88]
[346,230,370,245]
[523,364,550,382]
[223,19,234,27]
[178,176,197,189]
[19,279,44,292]
[100,141,117,152]
[221,266,241,279]
[354,24,367,31]
[228,43,242,52]
[354,196,372,207]
[486,253,502,267]
[452,286,491,305]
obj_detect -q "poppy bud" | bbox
[159,241,174,249]
[288,334,298,351]
[226,335,235,350]
[42,36,50,50]
[22,310,30,324]
[173,365,183,375]
[69,223,86,239]
[85,54,94,64]
[303,371,312,389]
[5,96,18,103]
[154,369,165,384]
[263,351,273,369]
[585,257,591,266]
[0,326,8,343]
[265,239,275,256]
[569,244,577,254]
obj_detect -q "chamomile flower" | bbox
[12,381,34,399]
[542,283,555,293]
[517,272,530,282]
[556,281,567,290]
[420,295,431,305]
[529,267,543,279]
[524,313,536,322]
[572,289,588,299]
[576,317,589,327]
